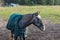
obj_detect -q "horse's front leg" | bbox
[14,36,18,40]
[9,31,13,40]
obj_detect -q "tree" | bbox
[41,0,46,5]
[3,0,60,5]
[54,0,60,5]
[46,0,54,5]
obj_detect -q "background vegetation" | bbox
[0,6,60,23]
[0,0,60,24]
[3,0,60,5]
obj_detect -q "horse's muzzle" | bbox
[40,25,45,31]
[43,25,45,31]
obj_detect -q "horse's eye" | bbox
[37,18,40,21]
[36,18,40,23]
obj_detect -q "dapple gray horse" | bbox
[6,12,45,40]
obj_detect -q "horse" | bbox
[6,12,45,40]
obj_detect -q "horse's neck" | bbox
[19,14,33,28]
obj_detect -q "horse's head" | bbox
[32,12,45,31]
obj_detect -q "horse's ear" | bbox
[34,11,40,16]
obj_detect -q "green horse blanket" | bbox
[6,13,28,37]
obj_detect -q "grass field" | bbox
[0,6,60,23]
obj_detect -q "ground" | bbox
[0,6,60,40]
[0,18,60,40]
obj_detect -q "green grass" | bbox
[0,6,60,24]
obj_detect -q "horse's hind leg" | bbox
[9,31,13,40]
[14,36,18,40]
[20,37,23,40]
